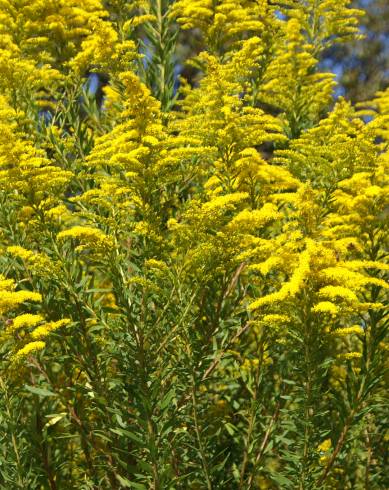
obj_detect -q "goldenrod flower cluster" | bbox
[0,0,387,488]
[0,275,69,362]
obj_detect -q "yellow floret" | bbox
[13,341,46,360]
[10,314,44,332]
[31,319,71,340]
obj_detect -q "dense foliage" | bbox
[0,1,388,488]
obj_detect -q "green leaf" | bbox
[44,413,67,429]
[225,422,236,435]
[110,428,143,444]
[115,474,142,489]
[25,385,56,397]
[271,472,293,486]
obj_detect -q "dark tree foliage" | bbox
[322,0,389,102]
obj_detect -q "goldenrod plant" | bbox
[0,0,387,488]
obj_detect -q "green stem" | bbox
[191,375,212,490]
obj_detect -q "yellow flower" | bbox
[318,286,358,303]
[57,226,114,250]
[317,439,332,453]
[337,352,362,360]
[311,301,339,316]
[31,319,71,340]
[332,326,363,337]
[7,246,34,261]
[13,341,46,360]
[227,204,281,232]
[0,290,42,314]
[9,314,44,332]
